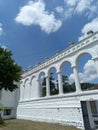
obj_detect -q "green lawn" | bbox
[0,119,81,130]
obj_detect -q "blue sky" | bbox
[0,0,98,83]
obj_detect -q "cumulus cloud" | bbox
[69,60,98,83]
[15,0,62,34]
[0,23,3,36]
[79,18,98,40]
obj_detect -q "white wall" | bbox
[17,90,98,129]
[0,87,19,119]
[17,93,84,129]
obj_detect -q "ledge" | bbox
[19,89,98,103]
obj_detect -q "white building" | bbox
[0,88,19,119]
[1,31,98,130]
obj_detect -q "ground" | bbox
[0,119,81,130]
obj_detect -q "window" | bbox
[4,109,11,116]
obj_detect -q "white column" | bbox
[26,82,30,100]
[57,71,63,95]
[23,84,26,100]
[36,79,40,98]
[24,83,29,100]
[72,65,81,92]
[22,85,25,101]
[29,82,31,99]
[46,76,50,97]
[19,84,23,101]
[95,101,98,113]
[86,101,95,129]
[93,57,98,76]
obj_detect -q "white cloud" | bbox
[56,0,98,20]
[69,60,98,83]
[0,44,7,49]
[65,0,78,6]
[79,18,98,40]
[75,0,91,14]
[55,6,64,13]
[75,0,98,19]
[0,23,3,36]
[15,0,62,34]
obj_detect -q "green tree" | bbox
[81,82,94,90]
[0,47,22,91]
[42,73,58,96]
[62,75,76,93]
[49,73,58,95]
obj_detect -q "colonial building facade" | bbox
[1,31,98,129]
[17,31,98,130]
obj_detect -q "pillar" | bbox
[26,82,30,100]
[46,76,50,97]
[57,71,63,95]
[29,82,31,99]
[36,79,40,98]
[72,65,81,92]
[86,101,95,129]
[24,82,29,100]
[93,57,98,76]
[22,84,25,101]
[19,84,23,101]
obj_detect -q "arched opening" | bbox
[76,53,98,91]
[61,61,76,93]
[19,82,24,101]
[30,76,37,99]
[24,79,30,100]
[39,72,46,97]
[48,67,59,95]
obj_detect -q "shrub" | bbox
[0,114,4,125]
[0,118,4,125]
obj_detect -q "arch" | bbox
[23,78,30,100]
[24,78,29,85]
[30,75,36,83]
[38,71,46,80]
[47,66,57,76]
[20,80,23,84]
[47,67,58,95]
[60,60,76,93]
[59,60,72,72]
[38,71,46,97]
[75,50,93,64]
[77,52,98,91]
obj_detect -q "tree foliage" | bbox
[42,73,58,96]
[42,73,95,95]
[0,47,22,91]
[81,82,94,90]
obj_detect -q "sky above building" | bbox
[0,0,98,84]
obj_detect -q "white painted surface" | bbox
[0,88,19,119]
[1,31,98,129]
[17,32,98,129]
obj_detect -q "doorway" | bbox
[81,101,98,130]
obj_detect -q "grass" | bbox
[0,119,81,130]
